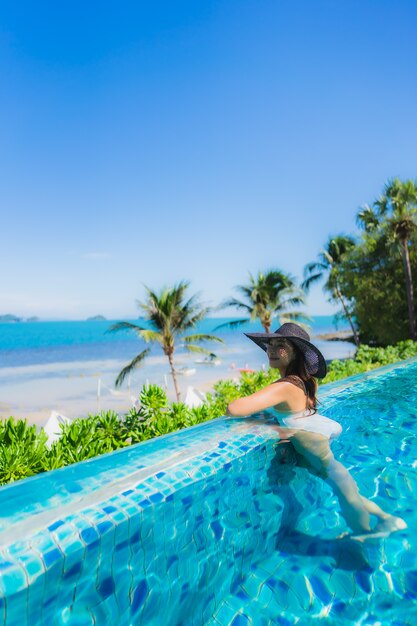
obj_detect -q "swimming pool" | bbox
[0,359,416,625]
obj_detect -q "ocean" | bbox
[0,315,354,423]
[0,315,349,367]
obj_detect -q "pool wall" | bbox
[0,417,294,625]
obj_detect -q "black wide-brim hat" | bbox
[245,322,327,378]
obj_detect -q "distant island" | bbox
[0,314,21,323]
[86,315,107,321]
[0,314,39,323]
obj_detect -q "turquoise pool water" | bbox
[0,359,416,624]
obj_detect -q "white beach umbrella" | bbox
[43,411,73,448]
[184,386,206,408]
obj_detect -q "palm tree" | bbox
[109,282,223,401]
[216,269,307,333]
[302,236,360,346]
[367,178,417,340]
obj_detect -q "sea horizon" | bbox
[0,314,349,366]
[0,311,341,321]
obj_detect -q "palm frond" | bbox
[107,321,147,335]
[212,318,249,331]
[322,249,334,265]
[115,349,151,388]
[183,345,218,356]
[304,261,327,275]
[182,334,224,344]
[278,295,306,308]
[279,314,311,331]
[139,329,164,344]
[357,204,380,232]
[280,310,312,323]
[235,285,254,299]
[181,307,212,329]
[301,273,323,291]
[219,298,253,313]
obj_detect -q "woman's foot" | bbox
[337,516,407,543]
[373,515,407,534]
[350,516,407,543]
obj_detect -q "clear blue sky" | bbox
[1,0,416,319]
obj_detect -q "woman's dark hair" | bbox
[284,342,318,410]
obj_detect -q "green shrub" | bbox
[94,411,128,450]
[189,404,213,424]
[321,340,417,384]
[123,384,170,440]
[57,417,117,464]
[41,443,66,472]
[0,418,48,483]
[0,416,41,447]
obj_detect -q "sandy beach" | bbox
[0,358,227,426]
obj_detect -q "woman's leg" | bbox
[275,428,406,536]
[288,431,372,533]
[360,496,389,519]
[292,432,407,535]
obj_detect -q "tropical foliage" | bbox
[0,418,48,484]
[336,230,417,345]
[322,340,417,382]
[330,179,417,346]
[305,178,417,346]
[302,236,359,345]
[216,269,307,333]
[357,178,417,340]
[110,282,223,401]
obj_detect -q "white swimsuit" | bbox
[275,408,342,441]
[272,376,342,441]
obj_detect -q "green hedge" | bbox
[1,340,417,486]
[322,340,417,382]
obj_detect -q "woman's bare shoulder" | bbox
[270,379,308,413]
[277,375,306,392]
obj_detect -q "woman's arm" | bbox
[226,383,289,417]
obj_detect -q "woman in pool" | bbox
[226,323,406,539]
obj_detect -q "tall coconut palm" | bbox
[302,236,360,346]
[109,282,223,401]
[216,269,307,333]
[368,178,417,340]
